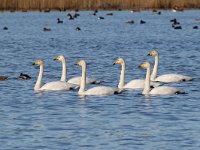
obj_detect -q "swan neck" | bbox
[118,61,125,89]
[143,67,151,95]
[61,59,66,82]
[34,64,43,90]
[151,55,158,81]
[79,64,86,94]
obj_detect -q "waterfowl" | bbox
[73,13,80,18]
[57,18,63,24]
[106,12,113,16]
[44,9,51,13]
[193,26,198,29]
[43,27,51,32]
[113,58,160,90]
[98,16,104,20]
[3,27,8,30]
[170,18,178,24]
[140,20,146,24]
[76,60,121,96]
[148,50,192,82]
[126,20,134,24]
[76,27,81,31]
[67,13,74,20]
[140,62,185,95]
[17,73,31,80]
[54,55,100,86]
[0,76,8,80]
[173,25,182,29]
[33,59,75,91]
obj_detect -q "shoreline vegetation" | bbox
[0,0,199,11]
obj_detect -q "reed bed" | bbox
[0,0,199,11]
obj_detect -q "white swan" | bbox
[76,60,121,96]
[148,50,192,82]
[140,62,185,95]
[33,59,75,91]
[113,58,160,90]
[54,55,101,86]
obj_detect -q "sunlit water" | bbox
[0,10,200,149]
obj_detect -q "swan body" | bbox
[80,86,119,96]
[148,50,192,82]
[149,86,184,95]
[140,62,185,95]
[39,81,73,91]
[76,60,121,96]
[113,58,160,90]
[33,59,75,91]
[154,74,192,82]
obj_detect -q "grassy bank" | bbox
[0,0,200,11]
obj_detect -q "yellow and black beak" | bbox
[139,63,145,69]
[147,52,152,56]
[54,56,59,61]
[113,59,119,65]
[75,60,80,66]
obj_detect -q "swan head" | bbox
[113,58,124,65]
[147,50,158,56]
[54,55,65,62]
[76,60,86,67]
[139,62,150,69]
[33,59,43,65]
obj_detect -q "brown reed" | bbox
[0,0,199,11]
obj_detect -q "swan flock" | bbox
[31,51,192,96]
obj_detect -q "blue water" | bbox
[0,10,200,149]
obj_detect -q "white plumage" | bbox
[148,50,192,82]
[76,60,121,96]
[140,62,185,95]
[113,58,160,90]
[33,59,75,91]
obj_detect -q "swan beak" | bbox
[75,61,80,66]
[113,59,119,65]
[147,52,152,56]
[139,63,145,69]
[54,56,59,61]
[32,62,36,65]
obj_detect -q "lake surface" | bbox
[0,10,200,149]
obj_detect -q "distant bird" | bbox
[67,13,74,20]
[43,27,51,32]
[91,10,98,16]
[157,11,161,15]
[106,12,113,16]
[44,9,51,13]
[152,9,157,12]
[126,20,134,24]
[98,16,104,20]
[170,18,180,24]
[57,18,63,24]
[0,76,8,81]
[17,73,31,80]
[73,13,80,18]
[174,26,182,30]
[140,20,146,24]
[3,27,8,30]
[76,27,81,31]
[193,26,198,29]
